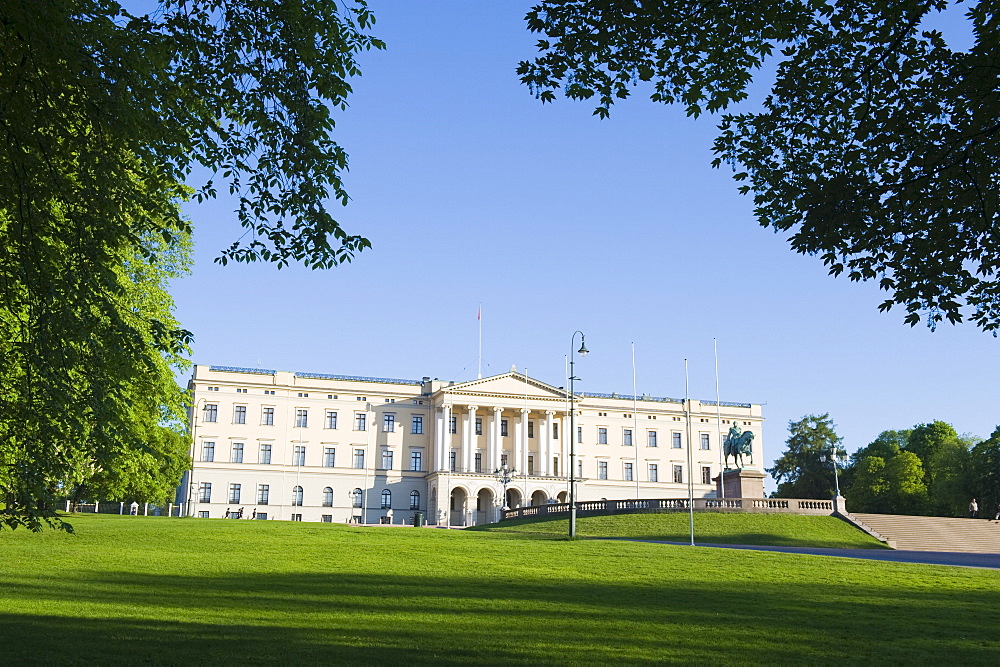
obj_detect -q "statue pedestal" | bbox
[715,468,766,499]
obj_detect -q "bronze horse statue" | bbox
[724,430,754,468]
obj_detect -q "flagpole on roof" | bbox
[477,303,482,379]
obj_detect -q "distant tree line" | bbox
[768,415,1000,517]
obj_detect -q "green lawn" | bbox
[472,512,889,549]
[1,514,998,663]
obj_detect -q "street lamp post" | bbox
[569,331,588,538]
[820,447,846,512]
[494,464,517,519]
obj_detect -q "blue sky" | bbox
[171,1,998,488]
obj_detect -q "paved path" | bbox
[608,539,1000,570]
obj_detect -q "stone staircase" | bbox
[851,513,1000,553]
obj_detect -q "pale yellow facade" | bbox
[182,365,764,525]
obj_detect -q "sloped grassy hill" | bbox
[471,512,888,549]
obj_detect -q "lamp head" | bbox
[578,334,589,357]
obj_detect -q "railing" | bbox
[64,501,182,517]
[502,497,836,520]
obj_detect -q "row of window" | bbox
[200,442,425,471]
[198,482,421,510]
[205,405,732,450]
[201,441,711,482]
[591,462,713,484]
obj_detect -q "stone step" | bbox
[852,513,1000,553]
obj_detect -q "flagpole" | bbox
[715,338,724,502]
[685,358,694,546]
[477,303,482,379]
[632,343,639,501]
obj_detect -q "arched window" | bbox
[322,487,333,507]
[291,486,303,506]
[381,489,391,509]
[409,490,420,510]
[352,488,363,508]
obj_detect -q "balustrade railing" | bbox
[502,497,837,520]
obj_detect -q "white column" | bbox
[544,411,555,476]
[519,409,529,476]
[491,407,502,471]
[562,411,571,477]
[464,405,478,472]
[442,405,452,471]
[435,407,445,471]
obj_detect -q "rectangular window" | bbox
[228,483,241,504]
[673,464,683,484]
[501,419,509,437]
[623,429,633,446]
[323,447,335,468]
[322,515,333,523]
[325,411,338,429]
[648,430,658,447]
[233,405,246,424]
[528,421,534,438]
[256,512,268,520]
[702,466,712,485]
[295,409,308,428]
[259,443,271,464]
[203,404,218,423]
[262,407,274,426]
[355,413,367,431]
[553,457,560,476]
[624,462,634,481]
[701,434,710,450]
[230,442,243,463]
[383,414,395,433]
[475,452,483,473]
[649,463,658,482]
[291,514,302,522]
[577,460,583,478]
[553,423,559,439]
[501,453,508,467]
[198,482,212,503]
[577,426,583,443]
[411,415,423,434]
[353,449,365,469]
[257,484,269,505]
[449,451,457,472]
[198,511,209,518]
[449,416,457,434]
[293,445,306,466]
[528,455,535,475]
[598,428,608,444]
[672,432,682,449]
[201,441,215,462]
[598,461,608,480]
[475,418,483,435]
[410,449,423,471]
[381,450,394,470]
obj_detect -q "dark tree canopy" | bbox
[519,0,1000,332]
[768,413,846,499]
[0,0,382,529]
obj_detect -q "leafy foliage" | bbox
[843,421,977,516]
[767,413,846,499]
[0,0,382,529]
[520,0,1000,331]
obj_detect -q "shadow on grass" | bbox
[2,569,998,663]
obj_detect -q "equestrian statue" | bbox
[723,422,754,468]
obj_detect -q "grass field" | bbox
[1,514,998,663]
[471,512,889,549]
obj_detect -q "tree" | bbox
[968,427,1000,518]
[1,1,383,530]
[768,414,845,499]
[519,1,1000,332]
[882,451,930,514]
[840,429,909,490]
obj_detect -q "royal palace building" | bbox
[181,364,764,525]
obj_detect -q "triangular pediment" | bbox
[441,372,569,402]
